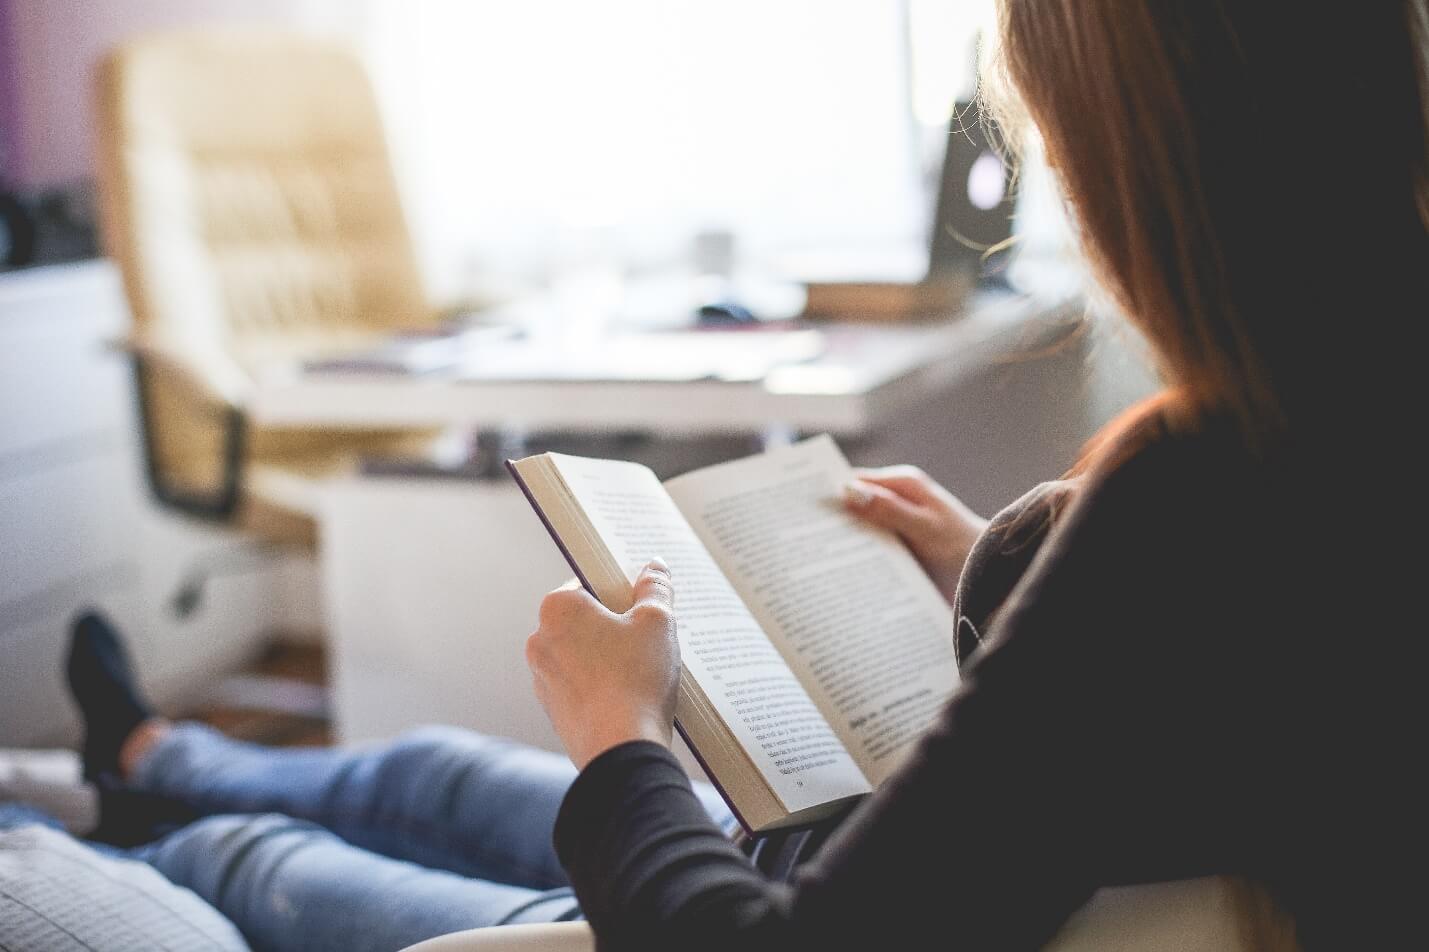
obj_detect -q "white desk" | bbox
[249,293,1074,436]
[320,477,571,752]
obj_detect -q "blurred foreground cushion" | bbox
[0,820,250,951]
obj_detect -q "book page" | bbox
[667,436,959,787]
[545,454,871,813]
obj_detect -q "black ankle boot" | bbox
[66,611,155,783]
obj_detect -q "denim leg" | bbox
[132,724,737,888]
[131,813,580,952]
[0,803,64,831]
[130,724,571,888]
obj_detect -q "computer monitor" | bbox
[786,104,1019,317]
[927,104,1017,282]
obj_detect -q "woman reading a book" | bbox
[5,3,1423,950]
[524,3,1427,950]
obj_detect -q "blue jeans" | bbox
[120,724,735,952]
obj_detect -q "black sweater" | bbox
[553,421,1419,950]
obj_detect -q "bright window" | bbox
[358,1,1008,299]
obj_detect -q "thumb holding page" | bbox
[630,558,674,620]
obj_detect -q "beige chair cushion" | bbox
[97,28,431,351]
[95,29,442,542]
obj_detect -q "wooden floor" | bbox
[186,641,333,748]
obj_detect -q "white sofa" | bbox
[405,876,1264,952]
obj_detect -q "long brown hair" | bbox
[980,7,1428,947]
[984,1,1429,462]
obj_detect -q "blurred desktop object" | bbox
[793,105,1017,321]
[95,28,446,548]
[0,182,100,271]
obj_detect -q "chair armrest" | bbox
[1044,877,1255,952]
[402,921,593,952]
[111,335,251,520]
[401,878,1267,952]
[109,334,252,409]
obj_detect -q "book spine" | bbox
[505,460,599,598]
[671,713,756,840]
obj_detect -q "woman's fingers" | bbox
[537,583,602,626]
[629,559,675,621]
[851,465,940,504]
[530,563,673,667]
[845,464,987,607]
[526,557,681,768]
[844,478,939,544]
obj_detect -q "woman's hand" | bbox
[844,466,989,606]
[526,560,680,770]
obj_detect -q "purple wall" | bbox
[0,0,23,183]
[0,0,300,188]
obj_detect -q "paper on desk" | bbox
[299,325,520,376]
[456,330,825,383]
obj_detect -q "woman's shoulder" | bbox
[1001,414,1303,640]
[953,479,1081,662]
[1070,409,1289,538]
[954,412,1280,662]
[952,414,1313,742]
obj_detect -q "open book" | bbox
[508,436,959,834]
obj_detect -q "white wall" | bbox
[0,262,307,747]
